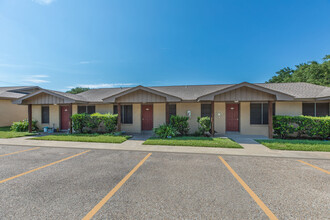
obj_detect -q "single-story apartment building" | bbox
[12,82,330,138]
[0,86,40,127]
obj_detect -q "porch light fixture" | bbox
[187,110,191,118]
[234,100,239,103]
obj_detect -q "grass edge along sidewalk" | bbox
[32,133,130,144]
[256,139,330,152]
[0,126,36,139]
[143,136,242,148]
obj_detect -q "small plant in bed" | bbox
[143,136,242,148]
[256,139,330,152]
[31,133,130,144]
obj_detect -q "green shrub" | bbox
[154,124,177,138]
[71,113,118,133]
[91,113,118,133]
[170,115,190,136]
[10,119,38,132]
[71,113,89,133]
[273,115,330,139]
[197,116,211,136]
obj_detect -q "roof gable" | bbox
[197,82,295,101]
[103,86,181,103]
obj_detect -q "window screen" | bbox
[316,103,329,116]
[250,103,270,125]
[41,106,49,124]
[302,103,315,116]
[78,106,95,114]
[250,103,262,124]
[201,104,212,117]
[123,105,133,124]
[169,104,176,119]
[113,105,133,124]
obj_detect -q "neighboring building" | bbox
[13,82,330,137]
[0,86,41,127]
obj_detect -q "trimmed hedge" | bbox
[273,115,330,139]
[71,113,118,133]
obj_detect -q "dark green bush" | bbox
[273,115,330,139]
[71,113,89,133]
[91,113,118,133]
[197,116,211,136]
[71,113,118,133]
[10,119,38,132]
[154,124,177,138]
[170,115,190,136]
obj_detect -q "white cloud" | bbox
[31,74,49,78]
[68,83,135,89]
[78,60,100,65]
[25,79,50,83]
[23,75,50,84]
[33,0,55,5]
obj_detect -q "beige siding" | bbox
[0,100,28,126]
[176,102,201,133]
[72,104,78,114]
[214,87,275,102]
[22,93,66,105]
[153,103,166,128]
[121,104,141,133]
[214,102,226,134]
[32,105,60,130]
[240,102,268,137]
[95,104,114,114]
[276,102,302,116]
[117,90,166,103]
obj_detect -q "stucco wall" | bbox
[121,104,141,133]
[95,104,114,114]
[214,102,226,134]
[176,102,201,133]
[153,103,166,128]
[240,102,268,137]
[32,105,60,130]
[72,104,78,114]
[0,100,28,126]
[275,102,302,116]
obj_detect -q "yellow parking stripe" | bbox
[0,147,40,157]
[0,150,90,184]
[82,153,152,220]
[297,160,330,175]
[218,156,278,220]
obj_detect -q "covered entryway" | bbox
[141,104,153,130]
[226,103,239,132]
[60,106,71,130]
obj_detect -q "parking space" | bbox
[0,145,329,219]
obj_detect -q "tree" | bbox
[66,87,90,94]
[266,55,330,86]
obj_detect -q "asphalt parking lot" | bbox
[0,145,329,219]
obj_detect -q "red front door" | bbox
[226,103,239,131]
[61,106,70,130]
[142,105,153,130]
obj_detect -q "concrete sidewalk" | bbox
[0,136,329,160]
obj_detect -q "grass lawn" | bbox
[143,136,242,148]
[256,139,330,152]
[0,126,36,138]
[31,133,130,144]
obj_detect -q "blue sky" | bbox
[0,0,329,91]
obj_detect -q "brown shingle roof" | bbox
[78,82,329,101]
[0,86,40,99]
